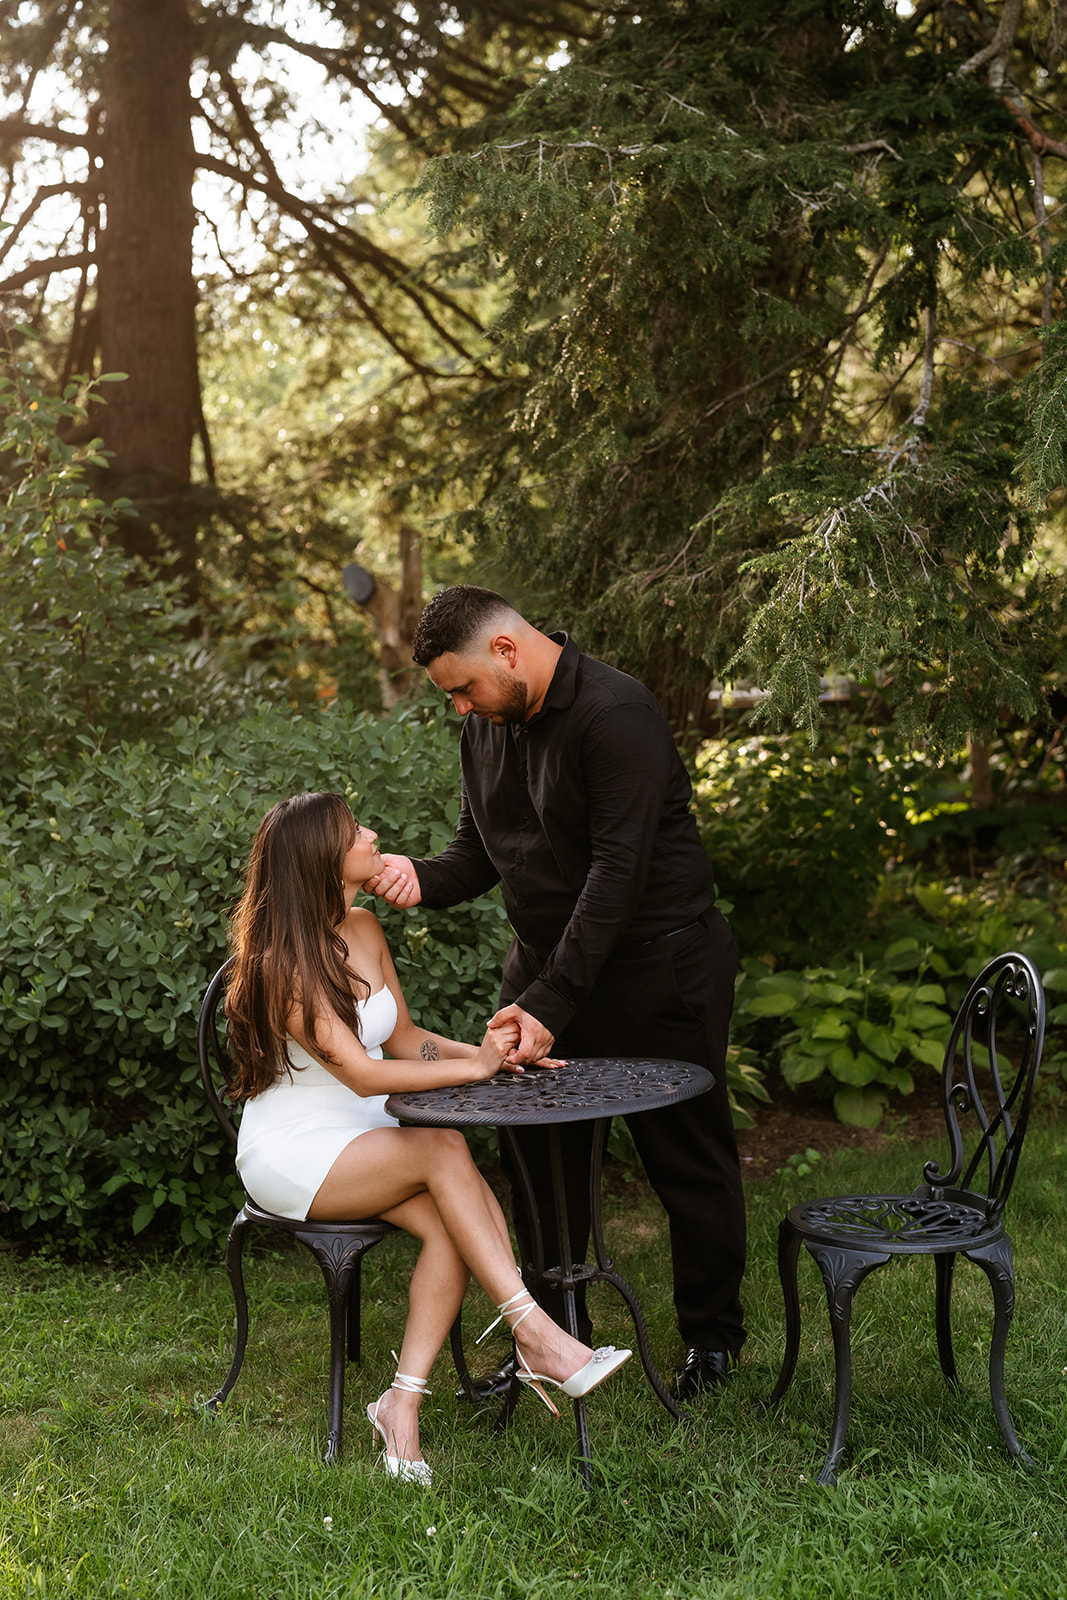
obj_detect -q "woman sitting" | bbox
[225,791,629,1483]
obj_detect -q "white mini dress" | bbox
[235,985,401,1220]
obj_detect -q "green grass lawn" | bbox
[3,1123,1067,1599]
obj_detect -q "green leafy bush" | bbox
[0,345,508,1250]
[0,700,512,1252]
[0,352,251,778]
[734,953,953,1129]
[692,728,948,966]
[732,885,1067,1127]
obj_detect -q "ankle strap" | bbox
[476,1286,537,1346]
[390,1350,431,1395]
[391,1371,431,1395]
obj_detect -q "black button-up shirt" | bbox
[412,634,716,1039]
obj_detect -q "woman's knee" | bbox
[421,1126,474,1169]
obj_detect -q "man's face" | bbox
[427,647,529,725]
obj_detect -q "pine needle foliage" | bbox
[414,0,1065,741]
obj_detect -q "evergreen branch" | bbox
[958,0,1023,83]
[484,136,666,159]
[0,181,91,268]
[59,182,98,390]
[0,250,93,294]
[1032,149,1053,329]
[0,116,99,154]
[842,141,900,158]
[1002,98,1067,163]
[11,0,79,121]
[909,305,937,433]
[191,150,488,352]
[208,22,421,142]
[952,0,1067,162]
[694,259,910,435]
[798,242,892,450]
[217,68,287,195]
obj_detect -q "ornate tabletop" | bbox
[385,1056,712,1128]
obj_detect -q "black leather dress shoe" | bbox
[456,1353,518,1406]
[676,1347,737,1400]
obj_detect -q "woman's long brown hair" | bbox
[225,792,369,1100]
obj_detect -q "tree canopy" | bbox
[0,0,600,586]
[415,0,1066,746]
[1,0,1064,745]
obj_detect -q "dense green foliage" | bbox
[0,698,515,1251]
[695,720,1067,1124]
[0,0,609,682]
[0,371,762,1251]
[416,0,1066,743]
[693,728,942,965]
[735,922,1067,1129]
[0,353,257,763]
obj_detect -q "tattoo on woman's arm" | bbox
[420,1040,440,1061]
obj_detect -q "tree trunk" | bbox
[358,525,424,708]
[968,737,995,811]
[96,0,199,585]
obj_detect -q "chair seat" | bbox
[788,1191,1004,1253]
[241,1198,389,1237]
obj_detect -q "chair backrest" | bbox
[197,955,239,1151]
[922,951,1045,1218]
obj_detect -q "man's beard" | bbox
[490,675,529,725]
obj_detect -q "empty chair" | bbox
[763,950,1045,1485]
[196,955,396,1463]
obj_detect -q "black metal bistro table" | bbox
[386,1056,713,1490]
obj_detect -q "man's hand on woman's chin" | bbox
[364,852,422,908]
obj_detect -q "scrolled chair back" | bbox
[923,951,1045,1218]
[197,954,239,1151]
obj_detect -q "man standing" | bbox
[367,585,745,1395]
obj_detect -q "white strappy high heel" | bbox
[483,1287,631,1421]
[366,1361,433,1486]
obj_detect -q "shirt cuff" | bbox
[514,977,576,1046]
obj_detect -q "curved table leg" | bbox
[450,1307,522,1431]
[546,1124,594,1492]
[453,1114,685,1495]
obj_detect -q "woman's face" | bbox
[340,819,381,896]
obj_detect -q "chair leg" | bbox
[299,1232,373,1466]
[763,1219,805,1409]
[934,1253,959,1388]
[346,1255,363,1365]
[807,1242,891,1487]
[203,1212,254,1411]
[965,1236,1034,1467]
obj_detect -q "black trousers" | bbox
[499,909,746,1354]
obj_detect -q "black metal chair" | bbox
[763,950,1045,1486]
[197,956,397,1463]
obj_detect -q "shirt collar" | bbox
[526,632,579,725]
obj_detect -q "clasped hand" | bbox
[488,1004,564,1070]
[477,1012,564,1075]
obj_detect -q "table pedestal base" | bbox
[453,1119,684,1495]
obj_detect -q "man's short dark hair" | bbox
[411,585,516,667]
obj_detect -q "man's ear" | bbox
[489,632,519,669]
